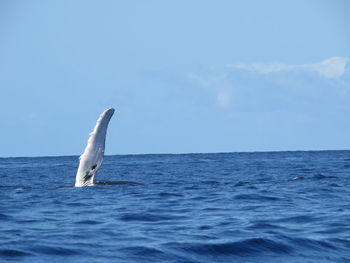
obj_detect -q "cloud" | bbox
[228,57,349,78]
[216,91,231,108]
[188,73,234,108]
[187,57,350,113]
[310,57,349,78]
[230,62,293,74]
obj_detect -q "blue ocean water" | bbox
[1,151,350,262]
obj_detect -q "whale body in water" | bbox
[75,108,115,187]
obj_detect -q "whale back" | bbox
[75,108,115,187]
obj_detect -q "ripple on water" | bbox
[0,249,33,258]
[74,219,102,225]
[285,237,336,250]
[233,194,281,201]
[165,238,293,258]
[119,213,185,222]
[273,215,320,224]
[120,246,166,257]
[31,245,82,256]
[0,213,12,221]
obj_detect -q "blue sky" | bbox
[0,0,349,157]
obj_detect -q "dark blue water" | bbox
[1,151,350,262]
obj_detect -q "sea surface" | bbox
[1,151,350,262]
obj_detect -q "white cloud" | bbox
[217,91,231,108]
[187,57,350,112]
[187,73,211,88]
[188,73,234,108]
[231,62,293,74]
[228,57,349,78]
[309,57,348,78]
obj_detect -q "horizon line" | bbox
[1,149,349,159]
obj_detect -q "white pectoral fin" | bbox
[75,108,115,187]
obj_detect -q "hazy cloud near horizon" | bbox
[188,57,350,112]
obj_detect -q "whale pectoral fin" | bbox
[75,108,115,187]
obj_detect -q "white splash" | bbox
[75,108,115,187]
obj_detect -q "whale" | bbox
[74,108,115,187]
[73,108,141,187]
[55,108,141,189]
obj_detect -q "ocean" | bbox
[1,151,350,262]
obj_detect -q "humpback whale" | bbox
[55,108,141,189]
[70,108,142,188]
[75,108,115,187]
